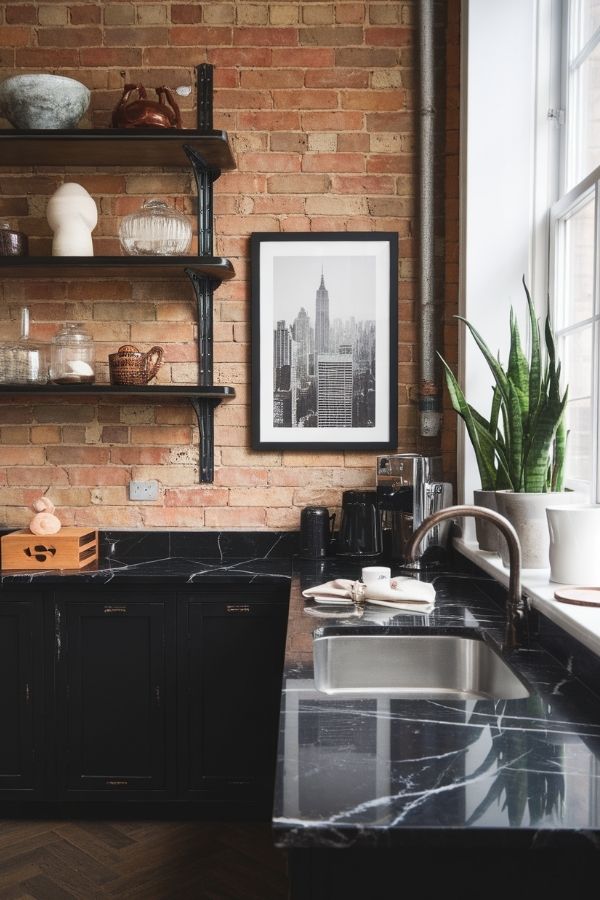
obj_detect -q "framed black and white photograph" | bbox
[251,232,398,450]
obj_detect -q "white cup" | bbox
[547,505,600,584]
[361,565,391,584]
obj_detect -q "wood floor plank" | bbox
[21,875,77,900]
[0,818,289,900]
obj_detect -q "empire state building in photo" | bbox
[314,270,330,356]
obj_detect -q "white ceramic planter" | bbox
[547,505,600,584]
[495,490,586,570]
[473,490,499,552]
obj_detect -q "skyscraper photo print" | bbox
[251,233,398,450]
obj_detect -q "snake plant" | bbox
[439,278,568,493]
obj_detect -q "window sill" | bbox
[453,538,600,657]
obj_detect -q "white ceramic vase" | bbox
[495,490,586,570]
[546,505,600,584]
[46,182,97,257]
[473,489,499,552]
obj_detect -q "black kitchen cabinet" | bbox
[0,595,43,796]
[0,582,288,805]
[53,592,176,800]
[179,588,289,803]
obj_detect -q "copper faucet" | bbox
[406,504,526,652]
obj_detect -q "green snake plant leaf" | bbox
[439,355,498,491]
[523,277,542,425]
[456,315,510,405]
[507,307,530,426]
[506,379,525,490]
[551,418,568,491]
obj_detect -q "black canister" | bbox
[336,490,382,558]
[300,506,335,559]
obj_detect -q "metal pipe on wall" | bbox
[417,0,442,437]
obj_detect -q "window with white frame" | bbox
[550,0,600,500]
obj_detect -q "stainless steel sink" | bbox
[313,628,530,700]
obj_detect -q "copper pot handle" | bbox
[144,346,164,383]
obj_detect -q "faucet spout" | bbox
[406,504,525,652]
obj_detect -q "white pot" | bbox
[495,491,586,570]
[473,490,499,552]
[547,505,600,584]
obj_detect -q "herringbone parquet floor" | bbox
[0,819,289,900]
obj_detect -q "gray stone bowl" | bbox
[0,74,90,129]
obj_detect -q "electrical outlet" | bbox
[129,480,159,502]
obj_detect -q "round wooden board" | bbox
[553,587,600,607]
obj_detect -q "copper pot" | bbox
[111,84,182,129]
[108,344,164,385]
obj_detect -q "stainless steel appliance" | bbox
[376,454,453,566]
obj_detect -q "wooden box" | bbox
[1,527,98,571]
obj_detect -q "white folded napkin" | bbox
[302,576,435,609]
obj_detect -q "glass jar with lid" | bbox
[49,323,95,384]
[119,199,192,256]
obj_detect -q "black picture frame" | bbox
[250,232,398,451]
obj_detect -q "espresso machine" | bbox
[376,454,453,567]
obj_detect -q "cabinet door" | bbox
[181,591,288,802]
[55,595,175,799]
[0,599,43,794]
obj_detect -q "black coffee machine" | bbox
[335,490,382,558]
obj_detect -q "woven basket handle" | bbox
[144,346,164,382]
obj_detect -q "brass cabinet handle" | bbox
[105,779,128,786]
[104,606,127,615]
[226,604,250,614]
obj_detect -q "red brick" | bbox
[303,153,364,173]
[273,89,338,109]
[301,110,363,130]
[331,174,396,193]
[69,468,131,486]
[69,5,101,24]
[215,89,273,109]
[164,487,229,507]
[37,26,101,46]
[240,70,304,89]
[237,110,300,131]
[208,47,272,67]
[342,89,406,111]
[271,47,334,66]
[335,47,398,67]
[5,5,36,24]
[46,447,110,465]
[238,153,301,173]
[169,25,232,45]
[365,26,412,45]
[234,27,297,46]
[0,25,32,45]
[204,508,266,527]
[80,47,142,66]
[170,4,202,24]
[299,25,363,46]
[110,447,170,466]
[305,69,369,88]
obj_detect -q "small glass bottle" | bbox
[49,322,95,384]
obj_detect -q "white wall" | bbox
[460,0,539,527]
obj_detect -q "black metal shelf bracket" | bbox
[184,144,220,258]
[196,63,214,133]
[190,397,220,484]
[184,268,221,484]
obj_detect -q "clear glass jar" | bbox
[0,308,48,384]
[119,199,192,256]
[49,323,95,384]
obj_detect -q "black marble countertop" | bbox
[0,530,296,585]
[2,529,600,850]
[273,557,600,850]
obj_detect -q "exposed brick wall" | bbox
[0,0,459,530]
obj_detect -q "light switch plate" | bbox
[129,480,159,501]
